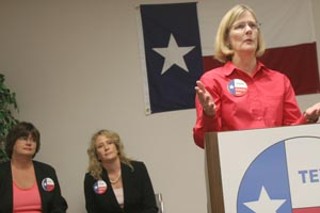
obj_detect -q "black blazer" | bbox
[0,160,68,213]
[84,161,158,213]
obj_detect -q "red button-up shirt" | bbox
[193,61,306,148]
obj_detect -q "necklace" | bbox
[109,171,121,184]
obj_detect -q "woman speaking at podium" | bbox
[193,4,320,149]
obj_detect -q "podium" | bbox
[205,124,320,213]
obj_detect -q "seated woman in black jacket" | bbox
[0,121,68,212]
[84,129,158,213]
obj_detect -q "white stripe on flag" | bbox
[136,5,152,115]
[196,0,315,55]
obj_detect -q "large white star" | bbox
[243,186,286,213]
[152,34,195,75]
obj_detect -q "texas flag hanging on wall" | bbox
[139,2,203,114]
[138,0,320,115]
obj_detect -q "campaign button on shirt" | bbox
[41,178,55,192]
[93,180,107,194]
[228,79,248,97]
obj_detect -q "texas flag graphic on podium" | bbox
[238,137,320,213]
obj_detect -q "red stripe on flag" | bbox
[261,42,320,95]
[202,42,320,95]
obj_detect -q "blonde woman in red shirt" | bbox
[193,4,320,148]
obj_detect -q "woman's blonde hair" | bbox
[87,129,132,179]
[214,4,266,63]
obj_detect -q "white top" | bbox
[113,187,124,207]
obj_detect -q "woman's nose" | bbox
[25,139,32,145]
[244,26,253,34]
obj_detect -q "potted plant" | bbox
[0,73,19,163]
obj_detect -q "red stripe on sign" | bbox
[293,207,320,213]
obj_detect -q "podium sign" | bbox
[205,124,320,213]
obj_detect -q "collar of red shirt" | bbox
[223,61,267,77]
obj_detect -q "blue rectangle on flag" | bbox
[140,2,203,114]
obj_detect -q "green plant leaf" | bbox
[0,73,19,162]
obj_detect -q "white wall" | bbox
[0,1,319,212]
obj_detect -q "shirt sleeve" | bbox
[50,169,68,213]
[84,173,96,213]
[282,75,306,125]
[193,73,221,149]
[193,96,220,148]
[139,162,158,213]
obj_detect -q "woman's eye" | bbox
[235,23,245,29]
[249,23,258,29]
[19,136,28,140]
[233,22,259,31]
